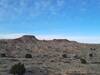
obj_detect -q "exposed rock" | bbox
[0,35,100,75]
[0,35,81,58]
[13,35,38,43]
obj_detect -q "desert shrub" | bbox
[25,54,32,58]
[50,60,55,62]
[74,55,80,59]
[89,53,93,57]
[90,48,92,50]
[1,53,6,57]
[90,48,96,51]
[62,54,67,58]
[80,58,87,64]
[10,63,26,75]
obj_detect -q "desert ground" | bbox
[0,35,100,75]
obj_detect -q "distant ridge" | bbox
[0,35,79,44]
[16,35,38,40]
[0,35,81,57]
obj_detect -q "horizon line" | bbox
[0,33,99,44]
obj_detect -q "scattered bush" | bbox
[50,60,55,62]
[1,53,6,57]
[10,63,26,75]
[80,58,87,64]
[90,48,96,51]
[62,54,67,58]
[74,55,80,59]
[90,48,92,50]
[25,54,32,58]
[89,53,93,57]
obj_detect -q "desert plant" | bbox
[10,63,26,75]
[80,58,87,64]
[89,53,93,57]
[74,54,80,59]
[90,48,96,51]
[1,53,6,57]
[62,54,67,58]
[25,54,32,58]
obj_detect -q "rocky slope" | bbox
[0,35,82,58]
[0,35,100,75]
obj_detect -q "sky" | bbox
[0,0,100,43]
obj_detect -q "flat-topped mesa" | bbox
[14,35,38,43]
[21,35,38,40]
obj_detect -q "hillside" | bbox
[0,35,100,75]
[0,35,81,58]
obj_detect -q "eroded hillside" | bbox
[0,35,100,75]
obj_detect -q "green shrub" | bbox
[10,63,26,75]
[1,53,6,57]
[80,58,87,64]
[89,53,93,57]
[62,54,67,58]
[74,55,80,59]
[25,54,32,58]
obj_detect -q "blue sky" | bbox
[0,0,100,43]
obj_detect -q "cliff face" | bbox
[0,35,81,57]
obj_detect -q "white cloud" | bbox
[0,0,66,19]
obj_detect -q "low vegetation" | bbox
[62,54,67,58]
[25,54,32,58]
[10,63,26,75]
[89,53,93,57]
[0,53,6,57]
[80,58,87,64]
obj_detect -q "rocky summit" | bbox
[0,35,100,75]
